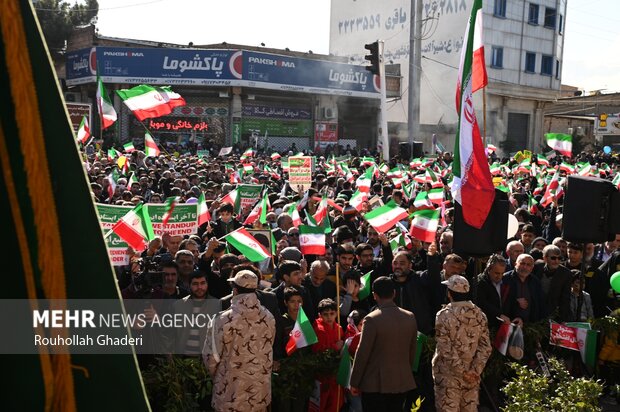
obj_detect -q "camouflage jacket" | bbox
[432,301,492,380]
[203,292,275,412]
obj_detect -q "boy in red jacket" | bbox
[313,298,344,412]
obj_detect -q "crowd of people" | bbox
[86,142,620,412]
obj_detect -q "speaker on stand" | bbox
[399,142,411,161]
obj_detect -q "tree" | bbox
[34,0,99,55]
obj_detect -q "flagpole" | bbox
[335,261,342,411]
[483,88,487,147]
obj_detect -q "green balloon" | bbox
[611,271,620,293]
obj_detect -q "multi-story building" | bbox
[330,0,568,155]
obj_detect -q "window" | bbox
[494,0,507,17]
[528,3,539,25]
[558,15,563,34]
[525,52,536,73]
[555,60,560,79]
[544,7,556,29]
[491,47,504,68]
[541,55,553,76]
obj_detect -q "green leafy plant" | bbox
[502,357,603,412]
[141,356,212,412]
[272,349,339,400]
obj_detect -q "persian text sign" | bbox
[148,204,198,236]
[235,184,264,213]
[549,321,580,351]
[288,156,313,193]
[96,204,132,266]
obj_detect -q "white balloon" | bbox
[507,214,519,239]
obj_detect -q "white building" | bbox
[330,0,567,155]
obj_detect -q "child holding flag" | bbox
[312,298,345,412]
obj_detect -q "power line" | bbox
[34,0,168,12]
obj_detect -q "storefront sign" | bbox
[66,102,92,132]
[242,105,312,120]
[242,118,312,137]
[315,121,338,150]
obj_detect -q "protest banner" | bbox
[96,203,132,266]
[148,203,198,237]
[235,184,265,214]
[288,156,312,193]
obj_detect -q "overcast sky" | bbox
[92,0,619,93]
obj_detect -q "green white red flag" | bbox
[299,225,326,255]
[111,203,155,251]
[144,132,160,157]
[493,322,515,356]
[413,191,434,210]
[116,84,185,121]
[123,142,136,153]
[161,196,179,225]
[223,227,271,262]
[452,0,495,229]
[219,188,238,206]
[76,115,90,143]
[613,173,620,189]
[356,166,373,192]
[286,306,318,355]
[197,192,211,226]
[428,188,444,205]
[271,152,281,161]
[242,148,255,158]
[363,200,408,234]
[349,190,367,212]
[409,209,440,243]
[286,202,302,227]
[96,74,117,129]
[336,342,352,388]
[243,191,269,225]
[545,133,572,157]
[312,195,328,225]
[357,271,373,301]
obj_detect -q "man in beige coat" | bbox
[432,275,492,412]
[350,276,418,412]
[202,270,275,412]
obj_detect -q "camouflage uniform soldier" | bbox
[432,275,492,412]
[203,270,276,412]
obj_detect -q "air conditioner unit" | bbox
[323,107,336,119]
[64,92,80,102]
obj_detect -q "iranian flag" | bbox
[545,133,572,157]
[299,225,326,255]
[486,143,497,153]
[452,0,495,229]
[243,192,269,225]
[106,170,118,200]
[428,188,444,205]
[364,200,408,233]
[123,142,136,153]
[537,153,551,167]
[356,166,373,193]
[540,173,560,207]
[271,152,281,161]
[349,190,368,212]
[223,227,271,262]
[559,162,574,174]
[409,209,440,243]
[197,192,211,226]
[577,162,592,176]
[337,342,352,388]
[313,195,328,225]
[612,173,620,189]
[128,172,138,187]
[96,74,117,129]
[76,115,90,143]
[162,196,179,225]
[243,148,256,158]
[111,203,155,251]
[490,162,501,175]
[358,271,373,301]
[413,191,434,210]
[144,132,160,157]
[219,188,238,206]
[493,322,515,356]
[285,202,302,227]
[116,84,186,121]
[286,306,318,355]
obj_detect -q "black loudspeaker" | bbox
[412,141,424,158]
[399,142,411,160]
[453,189,509,257]
[562,175,620,243]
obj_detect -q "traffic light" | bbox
[364,41,379,75]
[599,113,607,128]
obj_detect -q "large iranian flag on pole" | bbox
[223,227,271,262]
[286,306,318,355]
[111,203,155,251]
[144,132,160,157]
[452,0,495,229]
[299,225,326,255]
[364,200,408,233]
[96,74,117,129]
[545,133,573,157]
[116,84,186,121]
[455,0,487,109]
[409,209,440,243]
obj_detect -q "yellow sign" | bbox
[492,177,503,187]
[523,150,532,159]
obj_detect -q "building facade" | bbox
[329,0,568,155]
[63,26,380,154]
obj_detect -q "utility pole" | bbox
[365,40,388,160]
[408,0,423,149]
